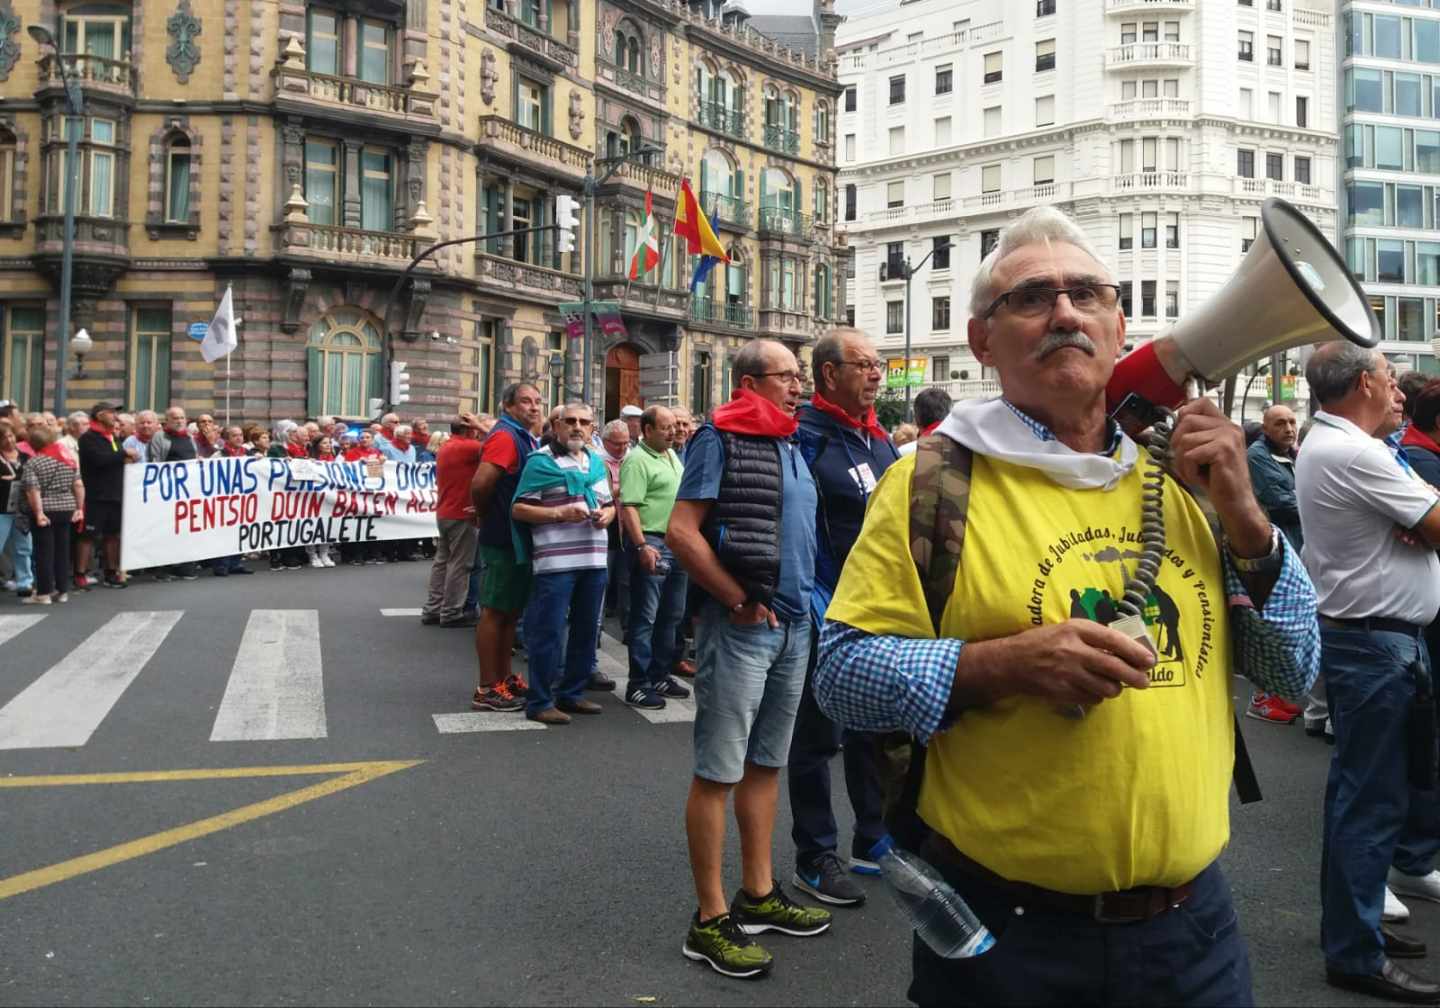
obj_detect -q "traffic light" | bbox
[389,361,411,406]
[367,397,384,418]
[554,194,579,254]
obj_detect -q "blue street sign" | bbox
[188,322,209,341]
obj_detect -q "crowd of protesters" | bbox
[0,400,471,602]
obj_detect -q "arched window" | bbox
[164,133,191,223]
[306,307,384,418]
[627,36,641,73]
[605,130,621,159]
[725,246,748,309]
[701,148,731,196]
[814,100,831,146]
[620,116,643,158]
[760,166,796,231]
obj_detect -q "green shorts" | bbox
[478,543,532,613]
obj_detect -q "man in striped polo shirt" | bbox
[511,401,617,725]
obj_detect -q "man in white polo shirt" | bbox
[511,402,617,725]
[1298,342,1440,1005]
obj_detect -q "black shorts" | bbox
[86,499,122,536]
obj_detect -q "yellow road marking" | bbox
[0,760,422,902]
[0,761,416,788]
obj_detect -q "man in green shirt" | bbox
[619,405,692,711]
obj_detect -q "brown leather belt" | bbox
[921,831,1196,925]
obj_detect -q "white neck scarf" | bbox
[936,398,1138,490]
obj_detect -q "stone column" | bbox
[500,178,514,258]
[342,139,362,227]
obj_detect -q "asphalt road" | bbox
[0,560,1433,1006]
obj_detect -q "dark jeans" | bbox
[523,567,607,716]
[909,860,1252,1007]
[32,511,73,596]
[626,544,687,688]
[788,643,886,866]
[1321,624,1440,974]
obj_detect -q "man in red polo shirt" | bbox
[422,413,486,628]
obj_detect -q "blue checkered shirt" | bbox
[815,405,1320,742]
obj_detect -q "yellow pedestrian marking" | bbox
[0,760,422,902]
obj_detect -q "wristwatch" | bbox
[1228,526,1283,574]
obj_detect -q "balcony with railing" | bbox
[758,207,811,238]
[596,57,664,105]
[1108,98,1192,120]
[1104,42,1193,68]
[1233,177,1326,203]
[477,115,592,180]
[940,378,1004,402]
[1106,0,1193,13]
[474,251,582,302]
[697,100,744,139]
[860,186,1072,229]
[764,124,801,156]
[701,191,751,231]
[1112,171,1190,191]
[755,306,821,344]
[597,155,682,199]
[273,41,438,129]
[37,52,134,97]
[482,4,579,71]
[691,296,752,329]
[273,219,423,266]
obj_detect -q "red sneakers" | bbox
[1246,692,1299,724]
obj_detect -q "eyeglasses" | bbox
[839,358,885,374]
[557,417,594,426]
[982,283,1122,320]
[757,371,804,385]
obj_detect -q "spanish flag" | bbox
[673,178,730,291]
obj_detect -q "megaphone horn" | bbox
[1164,197,1380,384]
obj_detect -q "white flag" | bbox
[201,285,239,363]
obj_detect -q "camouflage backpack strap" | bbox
[909,433,974,636]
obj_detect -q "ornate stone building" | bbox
[0,0,843,423]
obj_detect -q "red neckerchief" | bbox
[285,442,310,459]
[1402,425,1440,455]
[88,420,112,437]
[315,451,336,462]
[711,388,799,438]
[168,428,192,442]
[41,442,79,469]
[392,437,411,452]
[136,430,153,443]
[921,420,942,437]
[221,442,247,457]
[810,391,887,441]
[344,446,379,461]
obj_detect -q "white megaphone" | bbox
[1113,198,1381,410]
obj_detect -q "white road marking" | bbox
[0,611,184,750]
[211,610,327,742]
[596,646,697,724]
[432,713,547,733]
[0,614,47,647]
[380,608,422,617]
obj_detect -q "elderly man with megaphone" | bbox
[812,202,1335,1007]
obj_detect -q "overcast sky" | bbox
[768,0,887,17]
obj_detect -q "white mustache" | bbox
[1037,330,1096,358]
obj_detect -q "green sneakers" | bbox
[730,880,833,937]
[683,912,774,979]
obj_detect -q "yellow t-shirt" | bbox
[826,450,1233,894]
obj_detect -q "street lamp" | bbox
[28,24,83,415]
[548,351,565,406]
[70,327,92,379]
[580,143,664,406]
[897,241,953,419]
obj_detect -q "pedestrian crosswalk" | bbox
[0,609,695,751]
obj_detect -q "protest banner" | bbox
[120,456,439,569]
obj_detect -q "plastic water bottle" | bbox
[880,847,996,959]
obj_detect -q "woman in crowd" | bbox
[312,436,338,462]
[246,426,271,456]
[0,421,35,599]
[19,425,84,605]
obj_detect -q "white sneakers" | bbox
[1385,885,1412,923]
[320,553,335,568]
[1389,868,1440,905]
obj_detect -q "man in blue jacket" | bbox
[1245,404,1304,725]
[789,328,900,907]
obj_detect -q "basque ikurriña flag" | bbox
[673,178,729,291]
[629,190,661,280]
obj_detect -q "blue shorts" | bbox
[691,602,812,785]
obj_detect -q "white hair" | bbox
[601,419,629,439]
[274,418,297,440]
[394,424,412,438]
[67,410,90,425]
[968,206,1112,319]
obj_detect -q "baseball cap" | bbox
[91,401,122,416]
[620,404,643,418]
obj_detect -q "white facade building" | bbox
[837,0,1337,409]
[1340,1,1440,375]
